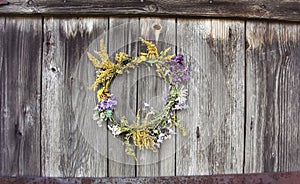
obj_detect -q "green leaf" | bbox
[147,59,158,64]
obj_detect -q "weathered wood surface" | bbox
[1,0,300,22]
[136,17,176,176]
[2,171,300,183]
[1,16,300,177]
[0,17,42,176]
[108,17,138,177]
[41,17,108,177]
[176,19,245,175]
[245,22,300,173]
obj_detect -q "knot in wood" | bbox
[148,4,158,12]
[27,0,33,5]
[153,24,162,31]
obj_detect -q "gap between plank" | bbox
[242,20,247,174]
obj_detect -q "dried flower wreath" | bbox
[88,38,190,159]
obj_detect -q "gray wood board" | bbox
[41,17,109,177]
[245,21,300,173]
[0,17,42,176]
[108,17,138,177]
[176,19,245,175]
[0,0,300,22]
[136,17,176,176]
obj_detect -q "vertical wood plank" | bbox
[136,17,176,176]
[0,18,3,76]
[42,17,108,177]
[245,22,300,172]
[108,17,138,176]
[0,17,42,176]
[176,19,245,175]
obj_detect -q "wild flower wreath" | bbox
[88,38,190,159]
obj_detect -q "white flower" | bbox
[157,139,163,143]
[172,103,189,111]
[157,133,165,143]
[166,127,176,134]
[96,119,103,127]
[157,133,171,143]
[94,112,105,127]
[176,87,188,104]
[100,113,106,119]
[108,125,122,136]
[143,102,150,111]
[165,135,171,140]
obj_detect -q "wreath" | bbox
[88,38,190,159]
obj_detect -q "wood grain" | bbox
[108,17,138,177]
[245,21,300,173]
[136,17,176,176]
[1,15,300,177]
[0,17,42,176]
[176,19,245,175]
[41,17,109,177]
[0,0,300,22]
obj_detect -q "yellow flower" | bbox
[115,52,129,64]
[96,40,111,64]
[132,129,157,151]
[140,38,159,58]
[90,69,114,91]
[87,40,115,70]
[87,39,116,92]
[97,88,109,102]
[87,52,102,68]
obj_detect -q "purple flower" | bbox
[182,75,190,81]
[173,54,184,65]
[164,54,190,85]
[97,94,117,111]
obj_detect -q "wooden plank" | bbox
[41,17,108,177]
[1,1,300,22]
[2,172,300,183]
[0,17,3,92]
[107,17,138,177]
[245,22,300,173]
[136,17,176,176]
[0,17,42,176]
[176,19,245,175]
